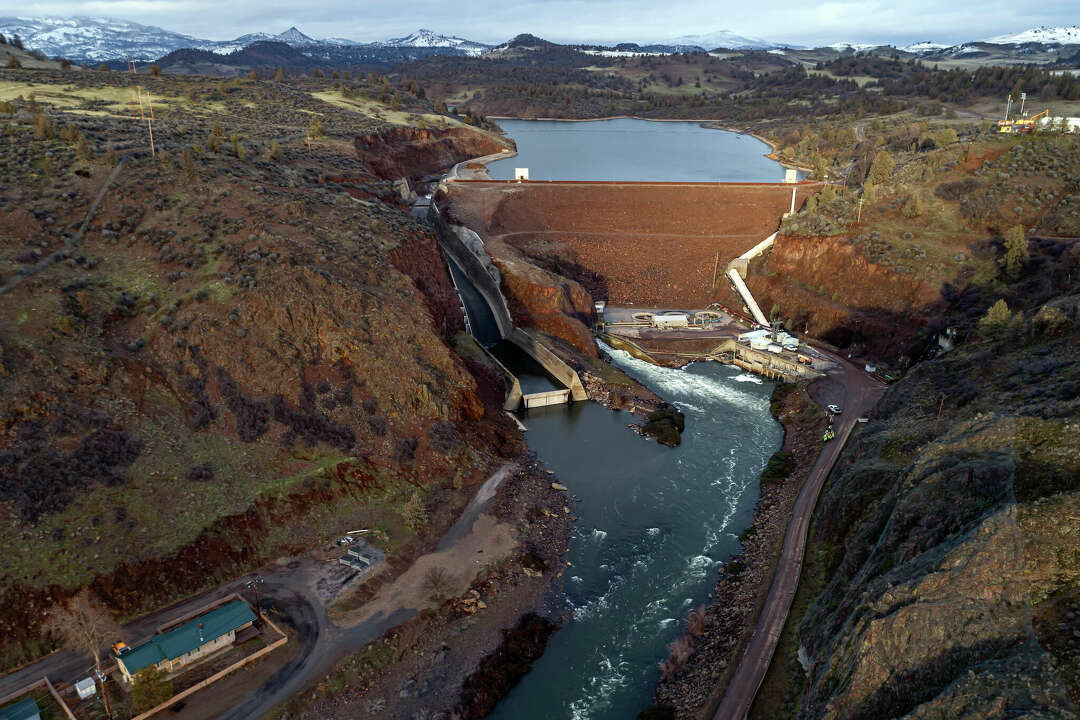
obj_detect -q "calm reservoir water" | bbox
[486,118,786,182]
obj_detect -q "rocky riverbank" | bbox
[649,382,827,717]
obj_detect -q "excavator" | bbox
[999,109,1049,135]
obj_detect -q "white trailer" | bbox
[652,313,689,329]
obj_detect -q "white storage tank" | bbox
[750,337,772,351]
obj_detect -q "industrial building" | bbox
[117,600,256,682]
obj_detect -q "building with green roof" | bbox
[117,600,256,682]
[0,697,40,720]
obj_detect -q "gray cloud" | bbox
[15,0,1079,46]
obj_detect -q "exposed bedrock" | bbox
[355,126,509,181]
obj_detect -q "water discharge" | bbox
[490,343,781,719]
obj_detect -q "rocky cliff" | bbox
[354,126,509,181]
[792,240,1079,718]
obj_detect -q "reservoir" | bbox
[486,118,786,182]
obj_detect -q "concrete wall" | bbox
[430,203,514,339]
[508,328,588,401]
[432,201,588,405]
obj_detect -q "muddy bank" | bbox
[355,126,510,181]
[275,456,575,719]
[650,382,827,717]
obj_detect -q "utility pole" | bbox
[1019,91,1027,118]
[856,197,864,223]
[96,666,113,719]
[247,576,264,621]
[711,251,720,290]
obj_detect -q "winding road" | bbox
[712,352,884,720]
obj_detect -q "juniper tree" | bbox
[1003,224,1028,279]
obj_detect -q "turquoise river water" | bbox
[453,118,785,718]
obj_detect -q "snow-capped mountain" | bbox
[378,29,490,56]
[983,26,1080,45]
[0,16,207,62]
[665,30,778,50]
[828,42,884,52]
[0,16,490,63]
[901,41,952,53]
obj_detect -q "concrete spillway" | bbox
[431,201,587,410]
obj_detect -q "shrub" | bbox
[132,666,172,712]
[75,135,93,162]
[867,150,895,185]
[6,54,21,69]
[96,63,109,72]
[33,113,53,139]
[180,146,196,178]
[761,449,793,487]
[273,67,285,82]
[978,299,1012,335]
[149,64,161,76]
[59,58,71,70]
[268,140,280,161]
[901,192,923,218]
[401,490,427,531]
[0,100,13,114]
[246,69,258,80]
[308,114,324,138]
[59,123,80,143]
[422,567,453,601]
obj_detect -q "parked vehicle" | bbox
[828,404,842,415]
[112,641,131,657]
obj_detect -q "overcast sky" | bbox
[15,0,1080,45]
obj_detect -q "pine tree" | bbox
[6,54,20,69]
[273,67,285,82]
[12,34,23,49]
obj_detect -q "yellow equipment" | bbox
[999,109,1049,135]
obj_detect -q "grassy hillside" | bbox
[0,65,514,668]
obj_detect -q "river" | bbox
[486,118,786,182]
[490,346,780,719]
[447,118,785,718]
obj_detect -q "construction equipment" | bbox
[999,108,1050,135]
[111,641,131,657]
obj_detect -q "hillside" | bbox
[0,64,515,672]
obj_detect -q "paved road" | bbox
[712,352,884,720]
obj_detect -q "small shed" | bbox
[75,677,97,700]
[0,697,40,720]
[514,168,530,181]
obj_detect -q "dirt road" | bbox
[0,464,518,720]
[712,352,884,720]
